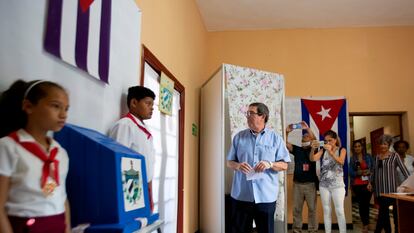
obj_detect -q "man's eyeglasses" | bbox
[245,111,262,117]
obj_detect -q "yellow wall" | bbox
[135,0,208,232]
[207,27,414,148]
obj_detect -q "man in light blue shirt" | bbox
[227,102,290,233]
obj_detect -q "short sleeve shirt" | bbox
[0,129,69,217]
[227,128,290,203]
[108,114,155,181]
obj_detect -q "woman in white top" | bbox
[0,80,70,233]
[310,130,347,233]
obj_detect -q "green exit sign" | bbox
[192,123,198,136]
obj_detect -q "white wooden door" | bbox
[144,63,180,233]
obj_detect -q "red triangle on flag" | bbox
[80,0,94,12]
[302,99,344,136]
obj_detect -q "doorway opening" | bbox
[350,112,405,156]
[349,112,406,232]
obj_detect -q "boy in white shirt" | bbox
[108,86,156,210]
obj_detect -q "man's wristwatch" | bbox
[266,161,273,169]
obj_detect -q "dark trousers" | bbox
[352,184,372,226]
[230,197,276,233]
[8,213,66,233]
[375,197,398,233]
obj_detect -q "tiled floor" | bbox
[288,201,395,233]
[351,201,379,233]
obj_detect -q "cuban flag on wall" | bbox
[285,97,350,192]
[44,0,111,83]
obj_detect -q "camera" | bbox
[319,141,325,148]
[291,123,302,130]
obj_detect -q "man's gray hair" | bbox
[249,102,269,123]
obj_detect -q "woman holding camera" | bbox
[310,130,347,233]
[349,141,373,233]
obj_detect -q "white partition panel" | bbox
[200,70,224,233]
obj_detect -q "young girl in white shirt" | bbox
[0,80,70,233]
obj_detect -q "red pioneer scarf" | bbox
[8,131,60,188]
[124,113,152,139]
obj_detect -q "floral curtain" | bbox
[225,64,284,138]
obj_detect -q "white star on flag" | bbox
[317,105,332,121]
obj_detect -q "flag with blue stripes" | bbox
[44,0,111,83]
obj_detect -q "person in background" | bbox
[286,121,318,233]
[397,173,414,193]
[310,130,346,233]
[368,135,410,233]
[349,141,373,233]
[227,102,290,233]
[0,80,70,233]
[394,140,413,185]
[108,86,156,210]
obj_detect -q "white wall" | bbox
[0,0,141,133]
[200,69,224,233]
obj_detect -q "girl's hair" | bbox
[0,80,65,137]
[324,129,341,147]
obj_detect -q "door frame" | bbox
[140,45,185,233]
[350,112,405,156]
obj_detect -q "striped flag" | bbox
[44,0,111,83]
[286,97,350,192]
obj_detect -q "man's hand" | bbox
[286,125,293,133]
[300,121,310,129]
[311,140,319,149]
[238,162,253,174]
[254,161,272,173]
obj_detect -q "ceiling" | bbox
[196,0,414,31]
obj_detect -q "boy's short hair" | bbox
[127,86,155,108]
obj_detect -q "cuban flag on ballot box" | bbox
[285,97,350,193]
[44,0,141,84]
